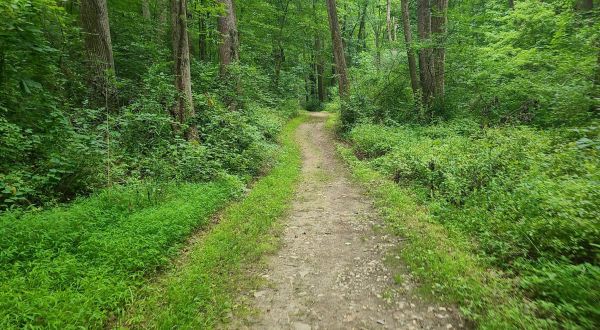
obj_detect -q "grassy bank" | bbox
[117,114,306,328]
[0,180,242,328]
[336,117,599,329]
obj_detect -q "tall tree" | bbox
[400,0,419,95]
[171,0,198,141]
[80,0,115,108]
[431,0,447,105]
[326,0,350,125]
[217,0,239,74]
[357,1,368,52]
[198,12,208,61]
[417,0,434,109]
[386,0,393,42]
[315,35,326,102]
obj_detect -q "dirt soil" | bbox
[236,112,465,329]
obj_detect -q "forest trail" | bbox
[237,112,464,329]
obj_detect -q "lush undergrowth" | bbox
[340,118,599,328]
[0,179,242,328]
[118,114,305,328]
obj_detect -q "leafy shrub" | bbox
[349,120,600,327]
[305,98,323,112]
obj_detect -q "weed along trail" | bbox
[240,112,464,329]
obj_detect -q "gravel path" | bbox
[238,112,464,329]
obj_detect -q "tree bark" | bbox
[217,0,239,74]
[392,16,398,42]
[358,2,367,52]
[171,0,198,141]
[594,46,600,107]
[315,36,326,103]
[386,0,393,42]
[431,0,447,105]
[326,0,352,127]
[400,0,420,95]
[417,0,435,108]
[142,0,151,19]
[508,0,514,9]
[199,12,207,61]
[80,0,115,108]
[326,0,349,99]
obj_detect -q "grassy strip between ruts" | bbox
[116,114,306,329]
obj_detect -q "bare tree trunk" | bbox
[142,0,151,19]
[358,2,367,52]
[392,16,398,41]
[199,12,207,61]
[417,0,435,109]
[431,0,447,106]
[273,42,284,87]
[315,36,326,102]
[594,47,600,109]
[386,0,393,42]
[217,0,239,74]
[80,0,115,108]
[171,0,198,141]
[217,0,240,110]
[326,0,352,127]
[508,0,514,9]
[400,0,420,96]
[326,0,349,99]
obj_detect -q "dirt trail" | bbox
[238,112,464,329]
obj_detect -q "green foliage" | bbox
[345,0,598,127]
[118,114,306,328]
[0,0,304,210]
[347,120,600,328]
[0,179,243,328]
[446,0,598,126]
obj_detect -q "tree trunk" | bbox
[358,2,367,52]
[508,0,514,9]
[217,0,240,110]
[80,0,115,108]
[171,0,198,141]
[217,0,239,74]
[386,0,393,42]
[326,0,351,127]
[417,0,435,109]
[431,0,447,106]
[199,12,207,61]
[326,0,349,98]
[400,0,420,96]
[273,42,284,87]
[142,0,151,19]
[594,46,599,108]
[392,16,398,42]
[315,36,326,103]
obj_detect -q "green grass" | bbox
[336,116,599,329]
[0,179,242,329]
[337,145,547,328]
[116,114,306,328]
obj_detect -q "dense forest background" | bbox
[0,0,598,328]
